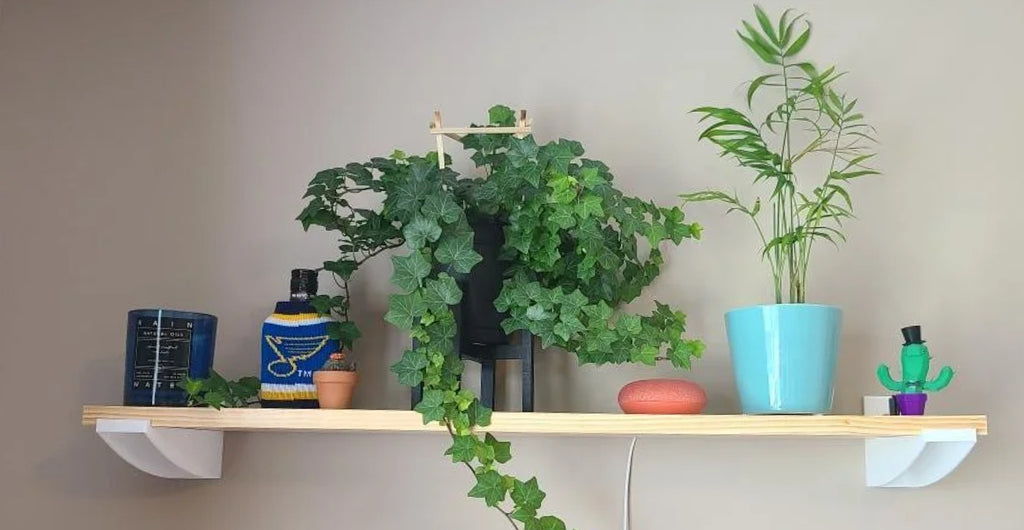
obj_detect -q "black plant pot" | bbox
[459,215,510,346]
[411,215,536,411]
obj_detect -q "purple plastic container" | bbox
[893,393,927,415]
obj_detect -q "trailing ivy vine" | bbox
[299,106,703,529]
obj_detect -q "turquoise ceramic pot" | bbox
[725,304,842,414]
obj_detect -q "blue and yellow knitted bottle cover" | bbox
[260,301,338,405]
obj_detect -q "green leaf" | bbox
[435,233,483,274]
[414,389,446,423]
[445,435,478,463]
[633,345,659,366]
[615,314,642,335]
[327,320,361,348]
[547,204,576,229]
[538,141,575,175]
[403,215,442,249]
[581,301,613,321]
[511,477,547,518]
[574,194,604,220]
[391,349,428,386]
[390,251,431,293]
[421,192,462,224]
[526,516,566,530]
[484,433,512,464]
[580,167,605,189]
[423,273,463,311]
[384,292,426,329]
[323,259,358,280]
[746,74,777,108]
[489,105,515,126]
[737,30,780,65]
[468,470,508,507]
[645,222,668,247]
[526,304,552,321]
[753,5,780,46]
[507,136,540,168]
[784,24,811,57]
[468,400,492,427]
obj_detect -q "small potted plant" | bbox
[682,6,879,413]
[877,326,954,415]
[313,352,358,409]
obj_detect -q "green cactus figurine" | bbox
[877,325,954,394]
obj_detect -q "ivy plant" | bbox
[299,106,703,529]
[298,162,403,350]
[682,5,879,303]
[179,370,260,409]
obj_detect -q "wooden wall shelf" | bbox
[82,406,987,437]
[82,406,987,486]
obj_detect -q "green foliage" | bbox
[299,160,405,350]
[682,5,879,303]
[299,105,703,529]
[178,370,260,409]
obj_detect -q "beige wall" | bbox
[1,0,1021,528]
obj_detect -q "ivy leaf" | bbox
[403,215,442,249]
[580,167,605,189]
[391,178,430,219]
[667,340,704,370]
[633,345,659,366]
[511,477,547,517]
[560,290,589,315]
[507,136,540,168]
[468,470,508,507]
[390,251,431,293]
[547,204,576,229]
[323,259,358,280]
[546,174,577,204]
[384,292,425,329]
[422,273,463,312]
[525,304,552,321]
[526,516,566,530]
[468,400,492,427]
[489,104,515,126]
[445,435,478,463]
[484,433,512,464]
[327,320,361,348]
[615,314,643,335]
[421,192,462,224]
[645,222,668,247]
[436,233,483,273]
[390,349,428,386]
[520,164,542,188]
[539,141,575,175]
[581,301,613,321]
[574,194,604,220]
[413,389,446,424]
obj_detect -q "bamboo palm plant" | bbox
[682,5,879,303]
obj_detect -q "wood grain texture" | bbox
[82,406,988,437]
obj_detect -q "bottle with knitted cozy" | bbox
[259,269,338,408]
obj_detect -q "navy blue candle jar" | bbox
[123,309,218,406]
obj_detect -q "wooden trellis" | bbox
[429,109,532,168]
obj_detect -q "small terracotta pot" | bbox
[313,370,358,409]
[618,378,707,414]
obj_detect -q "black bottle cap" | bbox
[290,269,318,298]
[901,325,924,345]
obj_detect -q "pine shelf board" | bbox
[82,406,988,437]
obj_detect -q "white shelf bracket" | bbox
[96,418,223,479]
[865,428,977,487]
